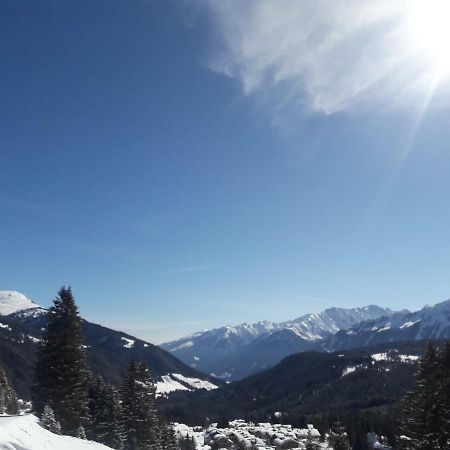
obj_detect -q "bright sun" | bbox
[408,0,450,76]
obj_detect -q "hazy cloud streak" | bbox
[204,0,449,116]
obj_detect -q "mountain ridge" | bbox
[161,304,395,380]
[0,291,221,399]
[319,298,450,352]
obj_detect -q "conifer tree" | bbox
[121,361,161,450]
[0,366,19,415]
[32,286,91,435]
[327,420,352,450]
[40,404,62,434]
[399,342,442,449]
[160,421,178,450]
[121,361,139,449]
[96,384,124,450]
[89,376,107,438]
[436,341,450,448]
[135,362,161,450]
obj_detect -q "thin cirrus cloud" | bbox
[159,265,211,274]
[203,0,450,117]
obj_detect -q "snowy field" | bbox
[0,415,113,450]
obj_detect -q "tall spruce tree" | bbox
[121,361,139,449]
[32,286,90,435]
[121,361,161,450]
[96,384,124,449]
[399,342,442,450]
[89,376,107,439]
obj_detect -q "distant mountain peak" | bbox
[0,291,41,316]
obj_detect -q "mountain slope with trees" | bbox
[160,340,436,425]
[0,291,220,400]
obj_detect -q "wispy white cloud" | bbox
[159,265,211,274]
[203,0,450,117]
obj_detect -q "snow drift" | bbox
[0,415,113,450]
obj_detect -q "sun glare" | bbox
[408,0,450,76]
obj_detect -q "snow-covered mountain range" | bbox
[162,299,450,380]
[161,305,394,380]
[320,298,450,352]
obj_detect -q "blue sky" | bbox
[2,0,450,343]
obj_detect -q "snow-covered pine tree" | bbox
[0,365,19,415]
[32,286,91,435]
[327,420,352,450]
[96,383,124,450]
[40,404,62,434]
[399,342,442,449]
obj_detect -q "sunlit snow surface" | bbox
[121,337,135,348]
[156,375,191,395]
[341,365,357,376]
[0,291,40,316]
[371,352,418,362]
[0,415,113,450]
[156,373,218,396]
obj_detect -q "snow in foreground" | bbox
[0,415,113,450]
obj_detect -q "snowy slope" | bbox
[0,415,112,450]
[278,305,393,340]
[156,373,218,396]
[161,305,393,379]
[0,291,40,316]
